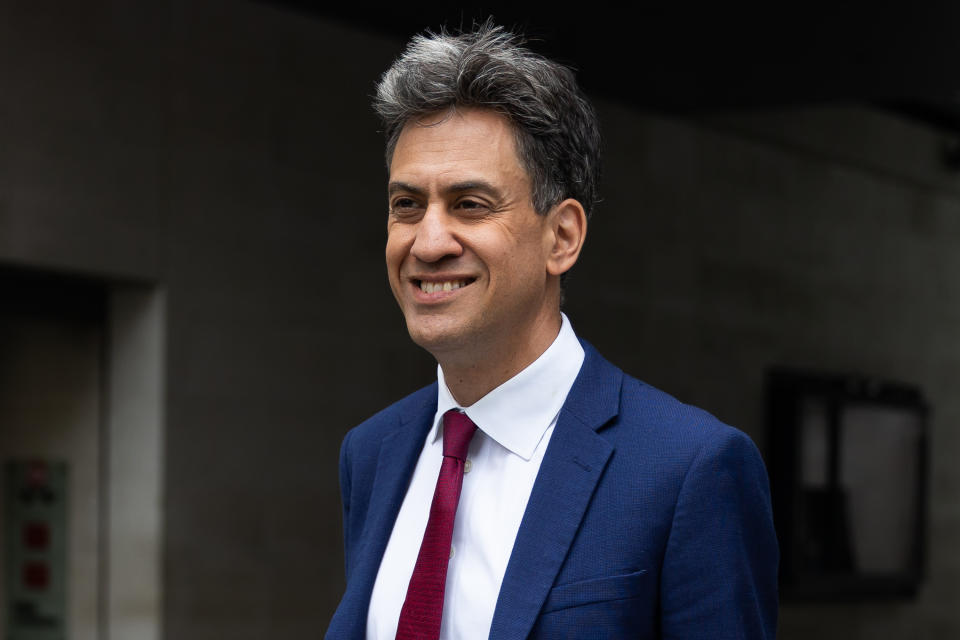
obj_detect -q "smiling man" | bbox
[326,23,778,640]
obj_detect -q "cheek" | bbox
[499,226,549,273]
[384,238,408,303]
[385,230,410,271]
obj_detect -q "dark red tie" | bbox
[396,409,477,640]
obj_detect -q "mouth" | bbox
[412,277,477,295]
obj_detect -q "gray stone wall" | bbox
[0,2,415,636]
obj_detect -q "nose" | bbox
[409,205,462,263]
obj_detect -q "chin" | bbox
[405,317,472,357]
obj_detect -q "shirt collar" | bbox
[431,313,585,460]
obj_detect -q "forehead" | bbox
[389,108,529,188]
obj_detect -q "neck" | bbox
[437,311,562,407]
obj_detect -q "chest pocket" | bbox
[530,570,654,639]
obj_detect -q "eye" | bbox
[390,197,422,218]
[456,199,489,213]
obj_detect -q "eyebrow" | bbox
[388,181,425,197]
[447,180,503,198]
[387,180,505,200]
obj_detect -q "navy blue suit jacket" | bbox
[327,341,778,639]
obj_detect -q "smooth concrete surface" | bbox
[0,2,407,636]
[1,1,960,638]
[106,287,165,640]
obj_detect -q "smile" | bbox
[415,278,475,294]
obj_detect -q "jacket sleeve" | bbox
[660,428,779,639]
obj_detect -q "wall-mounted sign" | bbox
[4,460,67,640]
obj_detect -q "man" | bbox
[327,23,778,640]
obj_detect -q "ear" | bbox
[545,198,587,276]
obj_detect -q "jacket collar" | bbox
[488,339,622,638]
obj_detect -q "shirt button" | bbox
[464,459,472,474]
[449,545,455,559]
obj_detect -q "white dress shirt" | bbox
[366,314,585,640]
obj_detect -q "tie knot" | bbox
[442,409,477,461]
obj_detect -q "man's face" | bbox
[385,107,556,360]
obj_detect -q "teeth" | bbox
[420,280,468,293]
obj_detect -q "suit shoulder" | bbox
[344,382,437,445]
[617,372,760,458]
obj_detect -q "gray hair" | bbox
[373,22,601,218]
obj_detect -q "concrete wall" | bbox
[0,2,416,637]
[106,286,165,640]
[1,1,959,638]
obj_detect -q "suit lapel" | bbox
[341,389,436,638]
[488,342,623,639]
